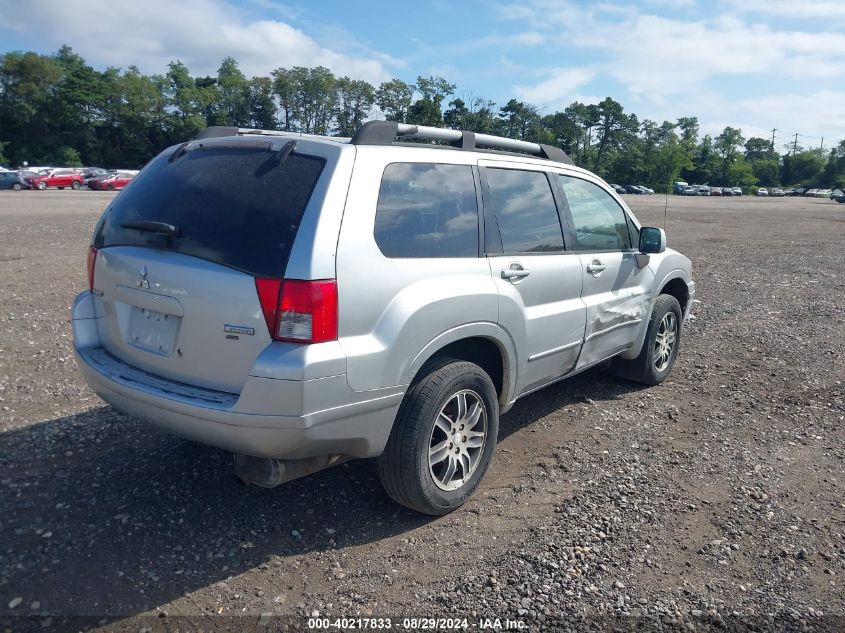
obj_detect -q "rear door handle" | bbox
[501,267,530,280]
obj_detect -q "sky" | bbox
[1,0,843,150]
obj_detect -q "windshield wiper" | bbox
[121,220,180,237]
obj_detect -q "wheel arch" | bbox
[407,324,517,409]
[659,276,689,313]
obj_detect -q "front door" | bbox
[554,174,654,368]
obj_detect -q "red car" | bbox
[88,172,134,191]
[26,168,84,190]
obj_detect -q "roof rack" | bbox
[194,122,573,164]
[350,121,573,164]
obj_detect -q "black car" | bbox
[609,183,626,194]
[0,171,29,191]
[832,189,845,203]
[625,184,644,194]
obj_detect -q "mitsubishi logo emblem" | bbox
[137,266,150,289]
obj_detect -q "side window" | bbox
[485,168,564,253]
[374,163,479,258]
[557,175,632,251]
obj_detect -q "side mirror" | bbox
[639,226,666,254]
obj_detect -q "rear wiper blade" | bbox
[121,220,180,236]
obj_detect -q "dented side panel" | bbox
[576,251,655,369]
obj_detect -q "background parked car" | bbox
[771,188,785,197]
[639,185,654,195]
[673,181,689,194]
[88,172,134,191]
[710,186,722,196]
[757,187,769,196]
[697,185,711,195]
[0,171,29,190]
[830,189,843,200]
[82,167,107,185]
[610,183,626,194]
[731,187,743,196]
[722,187,734,196]
[833,190,845,203]
[625,184,644,194]
[805,189,818,196]
[25,168,84,190]
[815,189,832,198]
[682,185,697,195]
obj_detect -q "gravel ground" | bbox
[0,191,843,632]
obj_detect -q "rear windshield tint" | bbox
[94,145,325,277]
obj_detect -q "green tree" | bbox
[781,150,826,186]
[745,137,774,161]
[271,67,296,131]
[497,99,541,141]
[715,126,745,183]
[214,57,249,126]
[248,76,277,129]
[375,78,413,123]
[53,145,82,166]
[334,77,375,136]
[0,51,62,164]
[407,75,455,127]
[591,97,636,174]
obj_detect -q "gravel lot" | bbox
[1,191,843,632]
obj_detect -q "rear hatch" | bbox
[91,140,326,393]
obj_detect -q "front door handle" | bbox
[586,260,606,275]
[501,266,530,281]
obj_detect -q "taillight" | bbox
[254,278,338,344]
[86,246,98,291]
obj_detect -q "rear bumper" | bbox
[72,292,402,460]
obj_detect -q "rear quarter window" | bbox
[94,145,325,277]
[374,163,479,258]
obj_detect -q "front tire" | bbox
[378,357,499,515]
[37,182,47,190]
[612,294,683,385]
[71,181,81,190]
[12,183,21,191]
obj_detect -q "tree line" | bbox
[1,46,843,190]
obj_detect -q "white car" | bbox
[757,188,769,196]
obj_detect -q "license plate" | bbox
[127,306,180,356]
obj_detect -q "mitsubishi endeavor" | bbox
[72,121,695,515]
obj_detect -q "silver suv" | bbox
[72,122,695,515]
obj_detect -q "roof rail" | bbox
[350,121,574,164]
[194,127,350,142]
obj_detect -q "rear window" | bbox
[94,145,325,277]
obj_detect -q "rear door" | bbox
[91,140,329,393]
[480,161,586,394]
[554,174,654,368]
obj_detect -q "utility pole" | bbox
[820,137,824,152]
[792,132,799,155]
[770,128,777,153]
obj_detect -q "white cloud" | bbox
[514,67,597,104]
[0,0,395,82]
[499,0,845,141]
[722,0,845,21]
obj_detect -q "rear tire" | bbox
[37,182,47,190]
[378,357,498,515]
[107,184,115,191]
[71,181,81,190]
[12,183,21,191]
[611,294,682,385]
